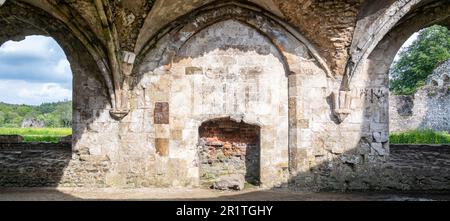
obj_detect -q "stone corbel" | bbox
[109,51,136,120]
[94,0,130,120]
[332,90,352,123]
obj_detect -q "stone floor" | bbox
[1,187,450,201]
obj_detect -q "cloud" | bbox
[0,35,72,105]
[0,80,71,105]
[0,35,72,86]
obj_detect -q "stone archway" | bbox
[132,3,332,188]
[0,1,113,187]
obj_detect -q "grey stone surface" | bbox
[0,135,23,143]
[21,118,45,128]
[212,175,245,191]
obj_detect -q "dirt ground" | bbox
[1,187,450,201]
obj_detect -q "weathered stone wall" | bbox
[0,142,109,187]
[389,59,450,133]
[275,0,362,76]
[381,144,450,190]
[389,88,450,133]
[1,0,449,191]
[295,144,450,191]
[198,118,260,187]
[133,15,294,187]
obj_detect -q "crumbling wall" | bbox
[198,118,261,187]
[389,88,450,133]
[390,60,450,133]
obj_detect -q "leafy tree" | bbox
[0,101,72,128]
[390,25,450,95]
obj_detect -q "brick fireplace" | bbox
[198,118,261,187]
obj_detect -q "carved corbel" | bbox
[332,90,352,123]
[109,51,136,119]
[93,0,130,120]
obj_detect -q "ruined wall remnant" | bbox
[390,60,450,133]
[21,119,45,128]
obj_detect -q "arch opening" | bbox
[387,25,450,140]
[198,117,261,188]
[0,1,113,188]
[0,35,72,142]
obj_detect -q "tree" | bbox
[390,25,450,95]
[0,101,72,128]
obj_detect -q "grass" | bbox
[390,129,450,144]
[0,128,72,143]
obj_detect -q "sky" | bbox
[393,32,419,62]
[0,35,72,105]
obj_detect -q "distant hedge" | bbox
[390,129,450,144]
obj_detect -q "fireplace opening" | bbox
[198,118,261,188]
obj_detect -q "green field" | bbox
[1,128,449,144]
[0,128,72,142]
[390,129,450,144]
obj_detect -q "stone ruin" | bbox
[0,0,449,191]
[21,118,45,128]
[390,59,450,133]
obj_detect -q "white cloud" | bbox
[0,35,72,105]
[0,80,71,105]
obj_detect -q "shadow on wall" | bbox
[0,142,71,187]
[0,1,111,187]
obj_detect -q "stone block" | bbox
[170,130,183,140]
[0,135,24,143]
[212,174,245,191]
[298,119,310,128]
[185,66,203,75]
[155,138,169,157]
[154,102,169,124]
[155,124,170,138]
[373,132,388,143]
[371,142,386,156]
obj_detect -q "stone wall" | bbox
[389,88,450,133]
[384,144,450,190]
[0,142,109,187]
[1,0,449,191]
[294,144,450,191]
[390,60,450,133]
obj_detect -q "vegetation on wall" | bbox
[390,25,450,95]
[390,129,450,144]
[0,101,72,128]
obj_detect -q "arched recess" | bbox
[132,2,331,187]
[0,1,112,149]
